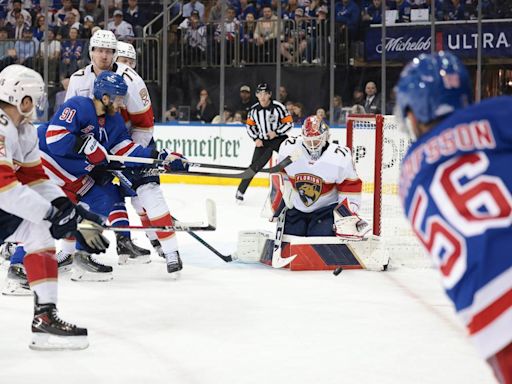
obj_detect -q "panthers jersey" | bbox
[0,108,64,240]
[278,137,362,213]
[400,96,512,359]
[65,62,154,146]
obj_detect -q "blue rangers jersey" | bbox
[399,96,512,360]
[38,96,155,196]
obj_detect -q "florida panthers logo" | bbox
[295,173,323,207]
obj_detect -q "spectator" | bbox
[237,0,258,20]
[292,102,306,124]
[6,0,31,28]
[33,15,46,41]
[422,0,444,20]
[181,11,206,65]
[350,104,366,114]
[279,85,290,104]
[335,0,360,38]
[254,6,278,62]
[240,12,257,63]
[208,0,223,23]
[15,27,38,67]
[56,0,80,27]
[282,0,299,19]
[38,27,61,82]
[183,0,205,21]
[285,100,295,116]
[362,0,383,24]
[81,15,95,39]
[54,77,70,113]
[233,85,255,113]
[211,106,233,124]
[281,7,307,63]
[332,95,344,123]
[58,12,82,40]
[164,105,178,122]
[193,88,216,122]
[60,27,84,79]
[316,107,326,122]
[215,7,239,64]
[124,0,147,37]
[108,9,134,41]
[0,27,16,69]
[83,0,103,27]
[363,81,382,114]
[443,0,466,20]
[231,110,244,123]
[352,86,364,105]
[11,10,26,40]
[395,0,413,22]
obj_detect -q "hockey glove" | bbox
[45,197,79,240]
[158,149,189,172]
[73,205,110,254]
[333,199,370,240]
[77,135,109,165]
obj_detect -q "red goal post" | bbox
[345,114,430,267]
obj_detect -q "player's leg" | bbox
[488,342,512,384]
[135,182,182,274]
[2,244,31,296]
[283,208,308,236]
[236,146,273,203]
[6,220,88,350]
[131,195,163,258]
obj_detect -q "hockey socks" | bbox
[108,202,130,238]
[24,250,58,304]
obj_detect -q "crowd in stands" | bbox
[174,0,512,67]
[164,80,392,126]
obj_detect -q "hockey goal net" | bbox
[346,114,431,268]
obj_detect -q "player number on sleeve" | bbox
[59,107,76,123]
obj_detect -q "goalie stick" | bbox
[106,155,294,179]
[271,208,297,268]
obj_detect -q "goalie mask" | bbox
[302,115,329,160]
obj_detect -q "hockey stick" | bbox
[177,228,233,262]
[271,208,297,268]
[106,155,294,179]
[79,199,217,232]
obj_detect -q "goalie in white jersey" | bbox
[276,115,369,238]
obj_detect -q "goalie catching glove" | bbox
[158,149,189,172]
[44,197,110,253]
[333,199,370,240]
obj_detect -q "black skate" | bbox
[57,251,73,273]
[0,242,16,262]
[150,239,165,258]
[165,251,183,274]
[116,234,151,265]
[30,294,88,350]
[71,251,113,282]
[2,263,31,296]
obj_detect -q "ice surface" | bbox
[0,185,497,384]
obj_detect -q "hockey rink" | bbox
[0,184,497,384]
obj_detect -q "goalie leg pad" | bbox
[234,230,273,263]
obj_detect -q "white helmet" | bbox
[0,65,45,118]
[116,41,137,68]
[88,29,117,61]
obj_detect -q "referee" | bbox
[236,83,293,203]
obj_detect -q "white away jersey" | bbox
[278,137,362,213]
[0,109,64,224]
[65,62,154,146]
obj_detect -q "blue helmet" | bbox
[395,51,472,124]
[93,71,128,101]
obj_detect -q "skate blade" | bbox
[30,333,89,351]
[58,265,73,274]
[168,271,181,280]
[118,254,151,265]
[2,281,32,296]
[71,268,113,282]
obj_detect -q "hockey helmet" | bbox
[0,64,45,118]
[116,41,137,68]
[301,115,329,160]
[394,51,472,126]
[93,71,128,101]
[88,29,117,61]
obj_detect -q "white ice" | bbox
[0,184,497,384]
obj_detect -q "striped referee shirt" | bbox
[245,100,293,140]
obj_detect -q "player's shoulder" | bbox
[271,100,287,110]
[114,62,143,85]
[322,143,352,162]
[69,64,93,80]
[279,135,301,153]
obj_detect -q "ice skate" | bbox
[2,263,31,296]
[57,251,74,273]
[116,234,151,265]
[165,251,183,276]
[71,251,113,282]
[30,294,88,351]
[0,242,16,263]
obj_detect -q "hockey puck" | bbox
[333,267,343,276]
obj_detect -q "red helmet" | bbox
[301,115,329,159]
